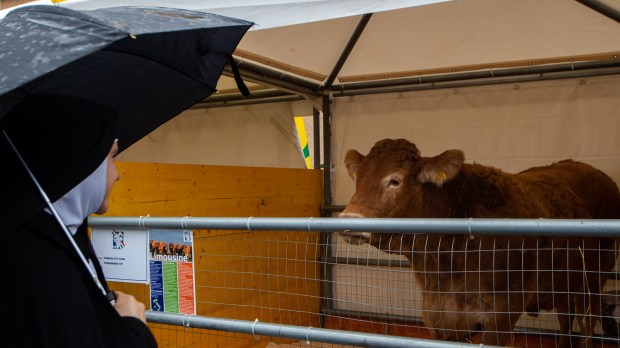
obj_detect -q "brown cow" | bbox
[150,240,158,257]
[157,241,168,256]
[182,245,193,261]
[339,138,620,348]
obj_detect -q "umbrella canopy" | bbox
[0,5,253,152]
[0,5,252,234]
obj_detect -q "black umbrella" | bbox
[0,5,252,150]
[0,5,252,300]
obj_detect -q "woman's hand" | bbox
[113,291,147,324]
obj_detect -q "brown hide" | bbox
[339,138,620,347]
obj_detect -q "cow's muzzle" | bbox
[338,212,372,245]
[338,230,373,245]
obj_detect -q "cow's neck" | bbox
[419,163,505,218]
[405,163,505,275]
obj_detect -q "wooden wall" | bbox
[100,162,323,347]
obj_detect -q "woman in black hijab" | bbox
[0,94,157,347]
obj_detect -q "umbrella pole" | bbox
[1,129,116,305]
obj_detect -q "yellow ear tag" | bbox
[51,0,67,4]
[438,171,447,181]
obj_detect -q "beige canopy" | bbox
[4,0,619,97]
[214,0,620,98]
[2,0,620,180]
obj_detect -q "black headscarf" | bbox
[0,94,118,236]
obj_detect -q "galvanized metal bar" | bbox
[204,58,619,109]
[331,66,620,97]
[321,91,335,328]
[321,307,620,346]
[322,307,423,326]
[322,94,332,208]
[192,94,304,109]
[89,216,620,237]
[332,59,620,93]
[313,105,329,328]
[145,311,487,348]
[323,204,346,213]
[324,256,411,268]
[222,59,322,97]
[192,88,302,109]
[312,107,321,171]
[322,232,333,325]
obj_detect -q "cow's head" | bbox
[339,138,464,251]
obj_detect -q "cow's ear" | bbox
[418,149,464,186]
[345,149,365,181]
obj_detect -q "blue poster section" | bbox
[149,260,164,312]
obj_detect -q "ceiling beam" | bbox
[324,13,372,89]
[576,0,620,22]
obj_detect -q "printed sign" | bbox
[91,228,149,283]
[148,229,196,315]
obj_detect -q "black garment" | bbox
[0,93,118,235]
[0,211,157,348]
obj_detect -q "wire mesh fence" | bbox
[92,217,620,348]
[331,232,620,348]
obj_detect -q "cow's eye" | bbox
[388,177,401,187]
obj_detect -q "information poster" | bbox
[91,228,149,283]
[148,230,195,314]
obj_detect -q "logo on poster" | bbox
[112,229,126,250]
[183,231,192,242]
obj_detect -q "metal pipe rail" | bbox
[146,311,489,348]
[89,216,620,237]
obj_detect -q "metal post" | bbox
[312,107,321,171]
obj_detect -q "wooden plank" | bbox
[106,162,322,218]
[98,162,323,347]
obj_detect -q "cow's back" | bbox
[516,160,620,219]
[515,160,620,325]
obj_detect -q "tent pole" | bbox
[321,93,332,209]
[319,92,334,328]
[312,107,321,172]
[576,0,620,22]
[318,14,374,326]
[331,65,620,97]
[222,59,322,97]
[201,59,620,109]
[324,13,372,88]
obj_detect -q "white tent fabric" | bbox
[238,0,620,81]
[0,0,447,29]
[0,0,446,168]
[3,0,618,84]
[115,101,308,168]
[2,0,619,169]
[331,73,620,204]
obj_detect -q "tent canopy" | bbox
[2,0,620,174]
[3,0,619,100]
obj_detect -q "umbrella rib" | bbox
[1,129,114,302]
[14,6,125,38]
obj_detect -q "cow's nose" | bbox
[339,212,364,218]
[338,211,372,244]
